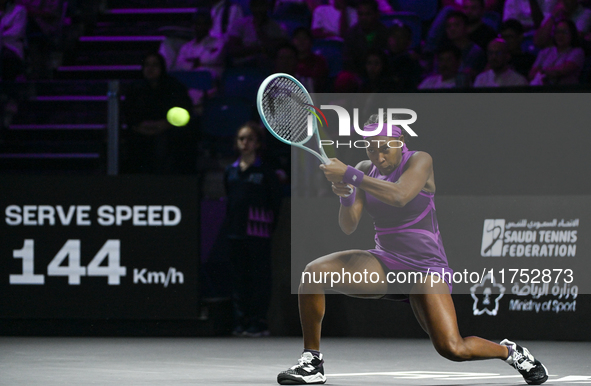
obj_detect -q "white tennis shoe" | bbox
[277,352,327,385]
[501,339,549,385]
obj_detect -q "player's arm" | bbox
[336,161,371,235]
[359,152,432,207]
[321,153,433,208]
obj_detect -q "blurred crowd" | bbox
[3,0,591,177]
[3,0,591,87]
[153,0,591,90]
[0,0,103,80]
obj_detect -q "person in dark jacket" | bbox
[224,121,282,336]
[123,52,195,174]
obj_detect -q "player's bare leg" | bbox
[409,280,508,360]
[278,250,388,384]
[299,249,388,349]
[410,279,548,384]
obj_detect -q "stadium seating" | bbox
[201,96,256,156]
[169,70,214,92]
[220,67,267,101]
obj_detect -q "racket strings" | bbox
[261,77,310,144]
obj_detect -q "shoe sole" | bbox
[277,373,327,385]
[277,380,326,385]
[501,339,548,385]
[525,364,549,385]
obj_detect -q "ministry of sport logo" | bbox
[481,218,578,258]
[470,272,505,316]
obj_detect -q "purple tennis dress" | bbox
[363,150,453,293]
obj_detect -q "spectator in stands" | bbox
[342,0,388,75]
[445,11,487,79]
[227,0,288,69]
[360,49,396,92]
[17,0,63,79]
[463,0,498,49]
[418,45,464,89]
[274,42,299,75]
[224,122,282,337]
[499,19,537,77]
[291,27,329,92]
[502,0,556,31]
[123,52,195,174]
[425,0,497,53]
[311,0,357,39]
[273,41,323,92]
[0,0,27,81]
[474,38,528,86]
[208,0,244,40]
[424,4,458,54]
[533,0,591,47]
[15,0,61,39]
[173,9,225,78]
[529,18,585,85]
[159,30,194,72]
[385,23,423,91]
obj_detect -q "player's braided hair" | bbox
[364,112,385,127]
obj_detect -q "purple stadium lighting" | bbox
[9,124,107,130]
[0,153,101,159]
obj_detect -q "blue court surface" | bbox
[1,337,589,385]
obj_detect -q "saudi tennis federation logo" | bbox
[481,219,505,257]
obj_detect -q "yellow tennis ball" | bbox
[167,107,190,127]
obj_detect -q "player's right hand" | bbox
[332,181,354,197]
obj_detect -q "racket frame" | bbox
[257,73,330,164]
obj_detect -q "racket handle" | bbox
[341,184,354,197]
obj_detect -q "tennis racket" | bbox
[257,73,353,196]
[256,73,330,164]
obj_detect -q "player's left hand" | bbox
[319,158,347,182]
[331,181,353,197]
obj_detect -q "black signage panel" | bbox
[0,176,199,319]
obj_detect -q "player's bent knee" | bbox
[433,339,469,362]
[299,261,332,292]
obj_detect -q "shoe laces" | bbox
[288,354,313,371]
[513,350,535,371]
[297,354,313,367]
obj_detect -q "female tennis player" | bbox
[277,114,548,385]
